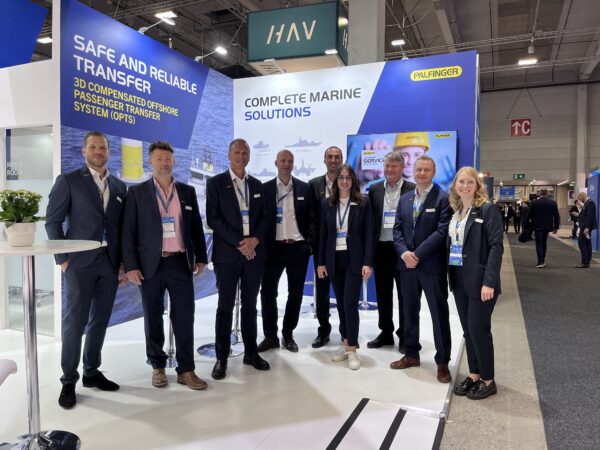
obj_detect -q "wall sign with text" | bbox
[511,118,531,137]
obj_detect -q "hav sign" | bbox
[511,119,531,137]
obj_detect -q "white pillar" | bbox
[348,0,385,65]
[575,84,588,193]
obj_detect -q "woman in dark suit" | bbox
[448,166,503,400]
[317,164,373,370]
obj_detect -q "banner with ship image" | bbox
[60,0,233,326]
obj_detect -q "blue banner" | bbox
[588,174,600,251]
[499,186,516,200]
[60,0,209,148]
[0,0,47,69]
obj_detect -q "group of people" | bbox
[46,131,507,410]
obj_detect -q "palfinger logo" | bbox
[410,66,462,81]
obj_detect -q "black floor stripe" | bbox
[431,417,445,450]
[326,398,370,450]
[379,408,407,450]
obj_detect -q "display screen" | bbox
[346,131,458,192]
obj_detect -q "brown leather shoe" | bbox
[390,356,420,370]
[177,371,208,390]
[152,368,168,388]
[437,364,452,383]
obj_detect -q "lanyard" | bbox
[384,184,401,211]
[277,183,293,204]
[337,200,351,228]
[154,181,175,214]
[412,189,429,223]
[455,208,470,243]
[234,178,248,208]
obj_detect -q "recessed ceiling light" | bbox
[155,11,177,20]
[391,39,405,46]
[325,49,338,55]
[518,57,538,66]
[37,37,52,44]
[215,46,228,55]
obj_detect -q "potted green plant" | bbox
[0,189,45,246]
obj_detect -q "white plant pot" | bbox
[5,222,36,247]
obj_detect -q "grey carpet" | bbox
[508,233,600,449]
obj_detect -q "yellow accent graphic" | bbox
[121,138,144,180]
[434,133,451,138]
[394,132,429,149]
[410,66,462,81]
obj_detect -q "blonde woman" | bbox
[447,166,503,400]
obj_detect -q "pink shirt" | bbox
[153,177,185,253]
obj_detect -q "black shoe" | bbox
[82,372,120,391]
[367,334,394,348]
[466,379,497,400]
[574,264,590,268]
[282,336,299,352]
[58,383,76,409]
[257,337,280,352]
[311,335,330,348]
[454,377,477,396]
[211,360,228,380]
[243,354,270,371]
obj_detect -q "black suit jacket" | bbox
[308,174,330,250]
[448,202,504,298]
[393,184,452,274]
[263,177,313,254]
[368,179,415,242]
[121,179,207,278]
[206,170,267,264]
[318,197,374,277]
[525,196,560,231]
[579,199,598,230]
[45,166,127,269]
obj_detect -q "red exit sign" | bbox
[511,119,531,137]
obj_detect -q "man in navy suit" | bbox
[258,150,313,353]
[390,155,453,383]
[307,146,343,348]
[524,189,560,268]
[122,141,208,390]
[46,131,127,409]
[575,191,597,268]
[367,150,415,351]
[206,138,270,380]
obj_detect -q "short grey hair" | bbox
[228,138,250,154]
[384,150,405,165]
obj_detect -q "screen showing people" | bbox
[346,131,457,192]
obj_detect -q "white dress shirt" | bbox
[275,177,304,241]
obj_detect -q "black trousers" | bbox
[572,221,579,238]
[534,230,550,264]
[313,255,332,337]
[503,217,511,232]
[140,253,196,374]
[330,251,362,347]
[61,251,118,385]
[578,230,593,265]
[260,241,310,339]
[451,266,497,380]
[214,257,264,361]
[400,269,451,364]
[373,241,404,344]
[513,217,521,233]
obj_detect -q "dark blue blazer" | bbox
[368,179,415,242]
[525,196,560,231]
[262,176,314,253]
[318,197,374,277]
[579,199,598,230]
[448,202,504,298]
[393,184,451,274]
[206,170,267,264]
[45,166,127,269]
[308,174,329,252]
[121,179,207,278]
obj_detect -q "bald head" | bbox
[275,149,294,183]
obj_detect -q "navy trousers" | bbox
[534,230,550,265]
[578,230,593,266]
[373,241,404,343]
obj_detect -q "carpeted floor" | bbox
[508,233,600,449]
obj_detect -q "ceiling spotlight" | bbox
[37,37,52,44]
[527,37,535,54]
[264,58,276,62]
[155,11,176,25]
[391,39,405,46]
[338,17,348,26]
[518,57,538,66]
[325,48,338,55]
[478,173,484,178]
[215,46,228,55]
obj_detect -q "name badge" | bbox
[276,207,283,224]
[475,218,484,223]
[426,208,436,213]
[162,216,176,239]
[241,209,250,225]
[298,197,305,200]
[383,211,395,228]
[336,231,347,249]
[254,193,261,198]
[449,244,463,266]
[116,196,122,203]
[185,205,192,211]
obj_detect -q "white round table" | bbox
[0,240,100,450]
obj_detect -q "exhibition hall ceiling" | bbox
[33,0,600,91]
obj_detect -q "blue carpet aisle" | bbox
[508,233,600,449]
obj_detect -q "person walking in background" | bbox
[575,192,597,268]
[447,167,503,400]
[513,203,521,234]
[46,131,127,409]
[524,189,560,268]
[569,200,581,240]
[501,203,513,233]
[317,164,373,370]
